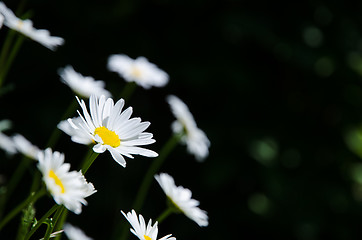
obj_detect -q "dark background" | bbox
[2,0,362,239]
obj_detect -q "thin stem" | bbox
[117,134,180,240]
[156,208,174,224]
[42,219,53,240]
[43,206,64,240]
[24,204,60,240]
[0,188,46,230]
[133,134,181,211]
[0,156,32,219]
[46,98,79,148]
[118,82,137,101]
[81,151,99,174]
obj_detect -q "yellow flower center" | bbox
[16,20,24,29]
[144,235,152,240]
[94,126,121,148]
[48,170,65,193]
[131,66,142,78]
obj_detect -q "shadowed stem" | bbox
[156,207,174,224]
[0,188,46,230]
[117,134,181,240]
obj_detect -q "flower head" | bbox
[67,95,158,167]
[108,54,169,89]
[121,210,176,240]
[0,132,17,155]
[64,223,93,240]
[155,173,208,227]
[37,148,96,214]
[12,134,41,160]
[59,65,111,98]
[0,2,64,50]
[166,95,210,161]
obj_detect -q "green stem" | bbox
[81,150,99,174]
[43,206,64,240]
[118,82,137,101]
[133,134,181,211]
[0,35,25,86]
[0,188,46,230]
[42,219,53,240]
[0,156,32,219]
[24,204,59,240]
[117,134,180,240]
[156,207,174,224]
[46,98,78,148]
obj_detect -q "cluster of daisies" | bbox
[0,1,210,239]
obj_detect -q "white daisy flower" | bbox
[64,223,93,240]
[67,94,158,167]
[0,2,64,50]
[37,148,96,214]
[107,54,169,89]
[121,210,176,240]
[0,132,17,155]
[155,173,208,227]
[59,65,111,98]
[58,117,93,145]
[166,95,210,161]
[12,134,41,160]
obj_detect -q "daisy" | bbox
[121,210,176,240]
[12,134,41,160]
[166,95,210,161]
[37,148,96,214]
[107,54,169,89]
[58,117,93,145]
[155,173,208,227]
[0,2,64,50]
[67,94,158,167]
[64,223,93,240]
[59,65,111,98]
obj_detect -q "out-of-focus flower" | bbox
[155,173,208,227]
[0,132,17,155]
[0,2,64,50]
[108,54,169,89]
[0,13,4,29]
[121,209,176,240]
[37,148,96,214]
[67,95,158,167]
[12,134,41,160]
[59,65,111,98]
[166,95,210,161]
[64,223,93,240]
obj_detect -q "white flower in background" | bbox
[108,54,169,89]
[155,173,208,227]
[121,210,176,240]
[12,134,41,160]
[59,65,111,98]
[58,117,93,145]
[37,148,96,214]
[68,95,158,167]
[64,223,93,240]
[0,132,17,155]
[0,2,64,50]
[166,95,210,161]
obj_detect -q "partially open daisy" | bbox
[166,95,210,161]
[12,134,41,160]
[37,148,96,214]
[155,173,208,227]
[64,223,93,240]
[67,94,158,167]
[107,54,169,89]
[121,210,176,240]
[59,65,111,98]
[0,2,64,50]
